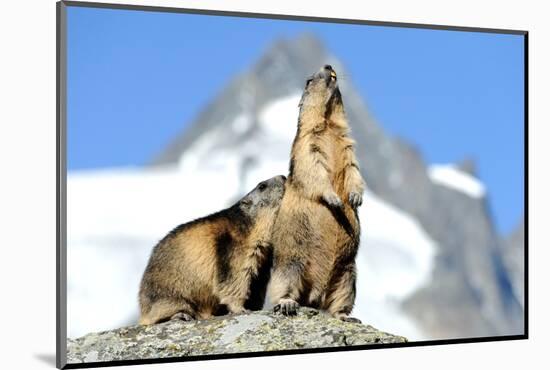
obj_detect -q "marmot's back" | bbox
[139,175,286,325]
[138,220,220,321]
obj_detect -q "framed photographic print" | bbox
[57,1,528,368]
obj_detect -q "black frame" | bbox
[56,1,529,368]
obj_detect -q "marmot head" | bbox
[299,64,341,111]
[239,175,286,216]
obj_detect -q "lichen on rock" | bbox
[67,308,407,364]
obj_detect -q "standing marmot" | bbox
[139,175,286,325]
[269,65,366,322]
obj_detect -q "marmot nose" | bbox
[319,65,336,81]
[278,175,287,182]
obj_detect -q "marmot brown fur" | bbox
[269,65,366,322]
[139,175,286,325]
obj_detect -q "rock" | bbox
[500,217,525,307]
[455,157,479,177]
[67,309,407,364]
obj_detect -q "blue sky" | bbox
[66,6,525,234]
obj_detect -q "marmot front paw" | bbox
[348,192,363,208]
[340,316,362,323]
[170,312,194,321]
[231,307,251,315]
[322,192,343,209]
[226,302,250,315]
[335,312,362,323]
[273,298,300,316]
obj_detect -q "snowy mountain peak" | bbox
[149,34,366,167]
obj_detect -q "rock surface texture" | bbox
[67,309,407,364]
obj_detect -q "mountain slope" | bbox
[500,217,525,307]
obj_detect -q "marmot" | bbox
[269,65,366,322]
[139,175,286,325]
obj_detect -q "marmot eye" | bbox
[258,183,267,191]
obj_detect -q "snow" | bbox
[428,164,486,198]
[259,93,301,143]
[354,190,436,340]
[231,114,253,135]
[67,94,436,340]
[359,190,436,302]
[67,166,238,337]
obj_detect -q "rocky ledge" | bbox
[67,309,407,364]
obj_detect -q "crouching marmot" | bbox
[139,175,286,325]
[269,65,366,322]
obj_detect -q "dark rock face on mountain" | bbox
[402,184,523,337]
[500,218,525,308]
[67,309,407,364]
[150,34,524,339]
